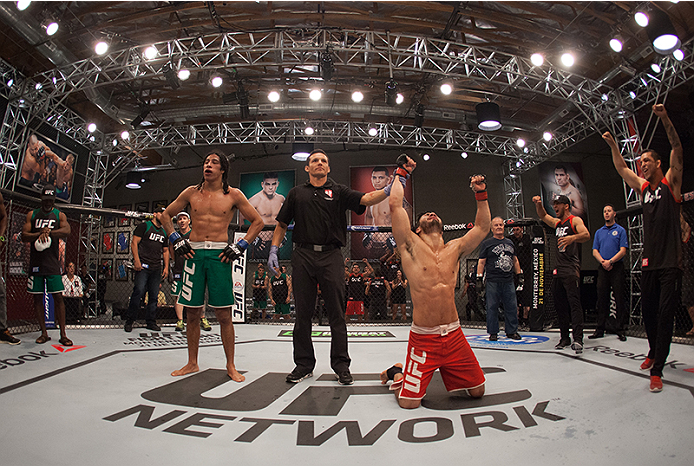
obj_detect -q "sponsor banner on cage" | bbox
[278,329,396,338]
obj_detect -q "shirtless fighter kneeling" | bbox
[380,158,491,408]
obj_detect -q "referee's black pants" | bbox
[641,268,682,378]
[291,247,350,374]
[595,261,627,333]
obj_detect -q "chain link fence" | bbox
[4,194,694,346]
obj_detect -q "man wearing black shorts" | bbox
[22,185,72,345]
[603,104,684,393]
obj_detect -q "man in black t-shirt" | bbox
[124,213,169,332]
[533,194,590,354]
[603,104,684,393]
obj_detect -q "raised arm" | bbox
[532,196,559,229]
[654,104,683,198]
[388,159,417,254]
[451,175,492,257]
[602,131,645,194]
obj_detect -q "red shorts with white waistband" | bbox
[346,300,364,315]
[398,327,485,400]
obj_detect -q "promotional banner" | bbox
[239,170,294,261]
[232,232,247,323]
[538,162,588,226]
[529,225,546,332]
[350,165,414,259]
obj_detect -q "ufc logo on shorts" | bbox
[404,348,427,393]
[181,263,196,302]
[35,219,55,229]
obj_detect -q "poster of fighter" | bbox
[16,130,77,202]
[350,165,414,259]
[239,170,295,260]
[538,161,589,225]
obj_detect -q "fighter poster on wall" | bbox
[350,165,414,259]
[239,170,294,261]
[16,130,78,202]
[538,162,589,226]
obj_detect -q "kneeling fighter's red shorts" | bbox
[397,322,485,400]
[346,300,364,315]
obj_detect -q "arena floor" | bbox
[1,324,693,466]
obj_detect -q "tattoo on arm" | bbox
[664,121,682,150]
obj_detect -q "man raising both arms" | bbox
[380,161,491,408]
[160,151,264,382]
[602,104,683,393]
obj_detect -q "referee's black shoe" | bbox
[336,371,354,385]
[286,368,313,383]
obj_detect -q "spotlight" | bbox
[16,1,31,11]
[112,139,118,147]
[385,80,398,107]
[396,93,404,105]
[351,91,364,103]
[95,41,109,55]
[131,106,150,128]
[516,160,522,168]
[422,154,430,161]
[414,103,425,128]
[601,94,609,101]
[6,79,13,87]
[309,89,322,101]
[178,69,190,81]
[211,75,223,88]
[530,53,544,67]
[461,151,468,159]
[35,83,42,90]
[516,138,526,148]
[543,131,552,142]
[125,172,142,190]
[673,49,684,61]
[144,46,158,60]
[440,83,453,95]
[635,11,649,28]
[560,52,575,67]
[292,142,314,161]
[304,126,314,136]
[44,21,58,36]
[268,91,280,102]
[87,123,97,133]
[162,63,180,90]
[609,36,623,53]
[368,127,378,137]
[651,63,661,73]
[320,50,334,81]
[646,9,681,55]
[121,130,130,140]
[629,91,637,99]
[476,102,501,131]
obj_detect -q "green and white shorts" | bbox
[28,275,64,294]
[178,242,235,308]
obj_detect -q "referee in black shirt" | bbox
[268,149,413,385]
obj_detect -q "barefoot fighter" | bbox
[160,151,263,382]
[380,159,491,408]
